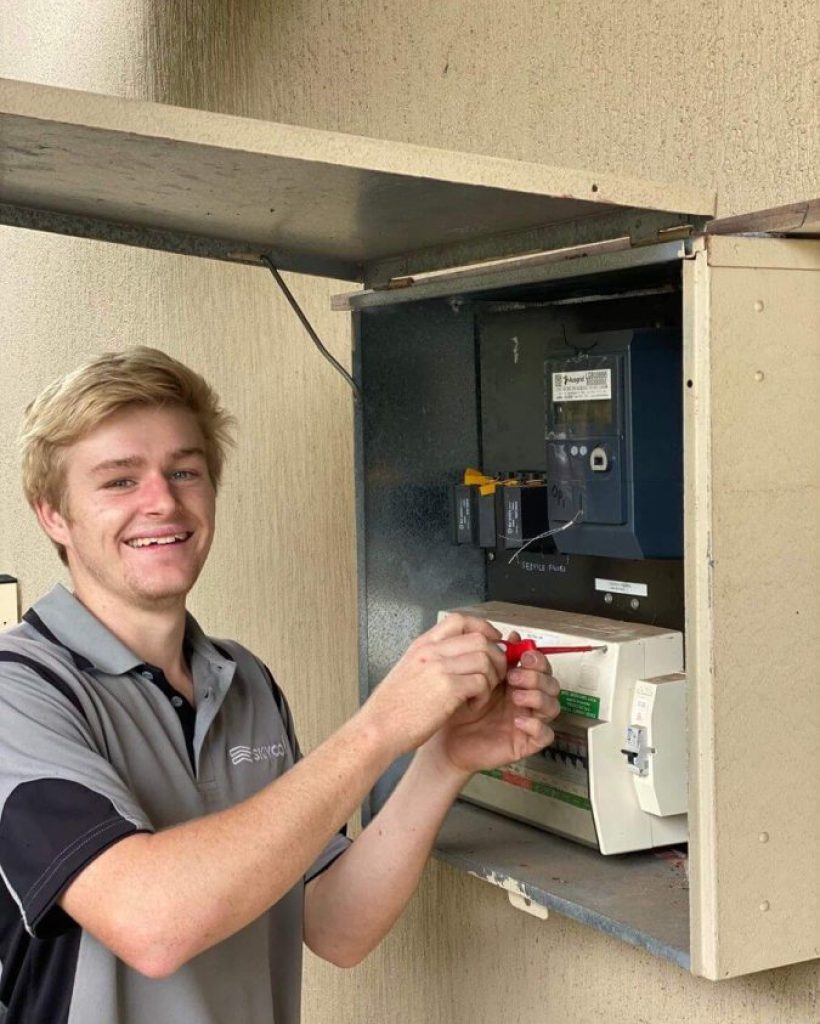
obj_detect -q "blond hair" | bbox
[20,347,235,563]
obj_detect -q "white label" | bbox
[0,580,19,629]
[595,578,648,597]
[632,682,657,727]
[552,369,611,402]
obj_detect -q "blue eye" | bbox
[170,470,199,481]
[104,479,135,489]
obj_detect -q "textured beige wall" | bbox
[1,2,818,1022]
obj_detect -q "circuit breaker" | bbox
[443,602,687,854]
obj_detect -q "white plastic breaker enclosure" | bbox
[1,77,817,981]
[439,603,686,855]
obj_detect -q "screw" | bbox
[759,832,769,843]
[487,551,495,562]
[759,900,770,912]
[754,300,765,312]
[754,371,765,382]
[630,597,640,610]
[604,593,614,605]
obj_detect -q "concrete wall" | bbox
[1,2,817,1021]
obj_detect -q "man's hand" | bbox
[423,630,561,776]
[358,613,508,761]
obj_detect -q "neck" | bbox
[71,578,189,679]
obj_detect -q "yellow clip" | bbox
[464,468,543,497]
[464,467,499,496]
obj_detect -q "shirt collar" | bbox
[26,584,232,677]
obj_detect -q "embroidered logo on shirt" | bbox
[229,743,286,765]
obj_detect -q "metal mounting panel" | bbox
[1,78,714,280]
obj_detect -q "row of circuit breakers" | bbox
[449,329,687,854]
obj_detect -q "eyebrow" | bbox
[90,447,207,475]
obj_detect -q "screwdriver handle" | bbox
[500,638,602,665]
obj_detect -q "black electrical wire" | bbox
[260,255,361,403]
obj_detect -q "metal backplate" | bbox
[357,299,486,817]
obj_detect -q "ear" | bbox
[34,499,72,549]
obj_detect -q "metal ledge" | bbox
[434,802,690,969]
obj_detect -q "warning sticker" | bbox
[552,369,612,402]
[559,690,601,719]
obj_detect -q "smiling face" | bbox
[36,404,216,614]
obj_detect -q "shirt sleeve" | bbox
[0,654,154,938]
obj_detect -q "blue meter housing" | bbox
[545,328,682,559]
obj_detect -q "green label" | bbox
[479,770,592,811]
[531,780,591,810]
[558,690,600,719]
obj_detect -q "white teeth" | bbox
[126,533,190,548]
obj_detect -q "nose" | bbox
[142,472,179,516]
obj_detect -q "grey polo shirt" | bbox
[0,584,350,1024]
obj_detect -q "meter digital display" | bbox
[551,397,614,431]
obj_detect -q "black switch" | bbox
[477,492,497,548]
[452,484,499,548]
[452,484,477,544]
[497,481,549,550]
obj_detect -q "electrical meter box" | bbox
[545,328,683,558]
[440,602,687,855]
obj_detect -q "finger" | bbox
[421,634,507,680]
[506,668,561,697]
[425,613,502,644]
[433,632,507,671]
[442,650,504,687]
[518,649,552,675]
[514,717,555,748]
[455,672,497,703]
[510,689,561,720]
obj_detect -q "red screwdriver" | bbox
[498,638,605,665]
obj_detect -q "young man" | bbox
[0,347,559,1024]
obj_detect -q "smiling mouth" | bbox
[125,532,193,549]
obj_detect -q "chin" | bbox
[127,572,200,604]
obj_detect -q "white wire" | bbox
[507,507,585,565]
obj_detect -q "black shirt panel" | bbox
[0,880,81,1024]
[0,779,143,937]
[0,653,85,719]
[137,665,197,774]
